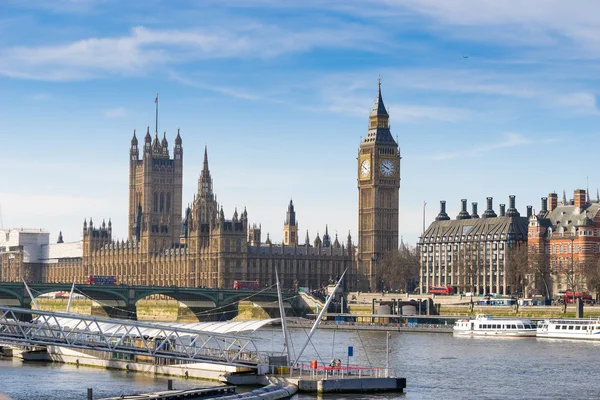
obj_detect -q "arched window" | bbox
[160,193,164,212]
[166,193,171,213]
[153,192,158,212]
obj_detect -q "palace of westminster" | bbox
[0,84,401,292]
[3,81,597,297]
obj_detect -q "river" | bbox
[1,327,599,399]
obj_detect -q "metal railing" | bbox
[0,306,267,368]
[288,362,395,379]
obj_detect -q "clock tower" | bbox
[357,80,401,292]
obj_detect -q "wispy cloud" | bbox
[432,133,530,160]
[0,22,386,81]
[168,72,263,101]
[103,107,128,118]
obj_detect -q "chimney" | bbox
[541,197,548,212]
[471,202,479,218]
[435,200,451,221]
[574,189,587,211]
[456,199,471,220]
[499,204,506,217]
[527,205,533,218]
[482,197,497,218]
[548,193,558,212]
[506,195,520,217]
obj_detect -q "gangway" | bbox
[0,306,273,368]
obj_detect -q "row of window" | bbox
[422,233,516,242]
[422,243,506,252]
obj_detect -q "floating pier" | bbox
[98,385,236,400]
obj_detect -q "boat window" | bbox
[511,325,517,329]
[568,326,574,330]
[518,324,524,329]
[575,326,581,330]
[561,326,567,330]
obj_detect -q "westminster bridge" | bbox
[0,282,300,321]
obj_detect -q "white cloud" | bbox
[0,23,385,81]
[104,107,128,118]
[432,133,530,160]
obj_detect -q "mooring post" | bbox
[87,388,93,400]
[168,379,173,390]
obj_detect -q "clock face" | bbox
[360,159,371,178]
[380,159,395,177]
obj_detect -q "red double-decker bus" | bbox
[428,285,454,295]
[87,275,117,285]
[233,280,259,290]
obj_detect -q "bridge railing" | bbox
[0,306,268,368]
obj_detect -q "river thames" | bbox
[1,327,599,399]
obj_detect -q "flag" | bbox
[155,94,158,103]
[424,201,427,207]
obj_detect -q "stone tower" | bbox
[283,200,298,246]
[128,127,183,252]
[357,80,401,291]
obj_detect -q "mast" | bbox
[293,269,347,368]
[275,268,292,369]
[22,279,40,311]
[66,278,76,313]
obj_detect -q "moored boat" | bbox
[453,314,537,337]
[537,318,600,340]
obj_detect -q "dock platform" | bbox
[99,386,236,400]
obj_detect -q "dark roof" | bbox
[420,216,528,243]
[537,203,600,232]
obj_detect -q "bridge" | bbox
[0,306,275,368]
[0,283,299,321]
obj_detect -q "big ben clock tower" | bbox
[357,79,401,292]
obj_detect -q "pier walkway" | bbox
[0,306,273,368]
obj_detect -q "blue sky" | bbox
[1,0,600,246]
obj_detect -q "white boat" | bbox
[453,314,537,337]
[537,318,600,340]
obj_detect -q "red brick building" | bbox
[528,189,600,297]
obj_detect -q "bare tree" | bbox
[528,246,551,298]
[377,245,419,292]
[505,244,529,296]
[581,258,600,301]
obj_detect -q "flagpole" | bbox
[422,201,426,234]
[155,93,159,134]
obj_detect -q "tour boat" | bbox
[537,318,600,340]
[453,314,537,337]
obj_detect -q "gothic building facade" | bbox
[357,82,401,292]
[1,83,401,293]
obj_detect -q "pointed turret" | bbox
[161,131,169,155]
[364,77,396,145]
[562,189,567,205]
[285,200,296,226]
[370,77,389,118]
[314,232,322,248]
[322,225,331,247]
[198,145,213,197]
[57,231,64,244]
[131,129,138,146]
[305,230,310,246]
[144,126,152,153]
